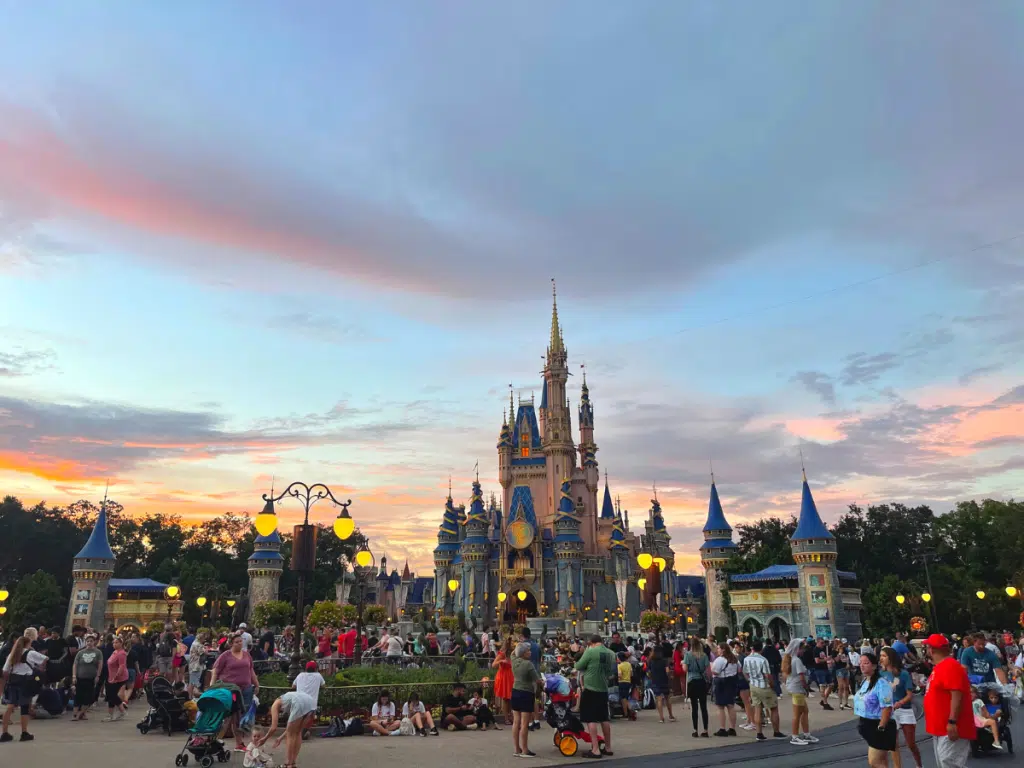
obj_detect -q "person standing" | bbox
[683,638,711,738]
[853,652,897,768]
[210,633,260,753]
[574,634,616,759]
[744,638,785,741]
[646,646,676,723]
[520,627,542,731]
[510,642,541,757]
[103,636,129,721]
[71,634,103,721]
[880,647,922,768]
[923,634,975,768]
[711,642,740,736]
[1,631,47,742]
[492,636,514,726]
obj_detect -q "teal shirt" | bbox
[574,644,616,692]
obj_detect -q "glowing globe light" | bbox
[517,590,527,601]
[921,592,931,602]
[497,591,507,603]
[637,552,653,570]
[653,556,667,572]
[226,600,236,608]
[0,606,6,615]
[637,577,647,590]
[976,590,986,600]
[896,594,905,604]
[0,589,8,601]
[254,511,278,537]
[355,548,373,568]
[196,596,207,607]
[165,585,180,599]
[1006,586,1018,598]
[333,514,355,541]
[448,579,459,592]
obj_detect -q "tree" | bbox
[307,600,346,629]
[363,605,388,626]
[251,600,294,629]
[9,570,64,629]
[639,610,673,642]
[730,517,796,574]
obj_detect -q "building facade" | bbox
[432,287,675,629]
[247,529,284,620]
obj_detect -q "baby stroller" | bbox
[972,684,1013,757]
[543,675,606,758]
[139,675,189,736]
[175,686,238,767]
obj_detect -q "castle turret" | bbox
[498,405,513,490]
[66,501,117,634]
[542,282,578,534]
[578,373,597,477]
[247,514,284,621]
[552,477,584,616]
[461,478,491,618]
[790,471,843,639]
[432,492,461,612]
[700,480,737,635]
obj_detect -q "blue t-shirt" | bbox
[882,669,913,709]
[528,639,540,673]
[854,676,893,719]
[891,640,909,658]
[960,647,1001,684]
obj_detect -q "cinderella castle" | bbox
[431,286,677,629]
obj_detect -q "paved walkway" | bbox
[1,693,858,767]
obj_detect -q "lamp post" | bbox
[0,588,8,625]
[163,585,181,624]
[226,599,236,628]
[914,551,939,632]
[196,596,208,627]
[258,482,353,675]
[351,544,375,661]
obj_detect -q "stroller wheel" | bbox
[558,735,579,757]
[553,730,562,747]
[140,725,150,735]
[174,756,182,766]
[181,756,188,766]
[200,757,214,768]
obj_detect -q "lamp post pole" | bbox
[261,482,351,677]
[915,551,939,632]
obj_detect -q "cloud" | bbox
[1,5,1022,298]
[791,371,836,405]
[264,312,378,345]
[0,347,56,377]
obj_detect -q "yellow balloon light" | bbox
[896,594,905,604]
[333,514,355,541]
[226,599,236,608]
[0,606,6,615]
[517,590,527,601]
[354,549,373,568]
[497,591,507,603]
[1006,586,1018,598]
[196,596,207,607]
[254,511,278,537]
[165,585,180,599]
[0,589,8,601]
[976,590,986,600]
[448,579,459,592]
[637,577,647,590]
[653,556,667,572]
[637,552,653,570]
[921,592,931,602]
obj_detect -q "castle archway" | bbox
[741,616,763,637]
[767,617,790,642]
[503,588,538,623]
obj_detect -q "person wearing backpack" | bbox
[156,632,175,677]
[1,630,48,742]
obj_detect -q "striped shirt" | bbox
[742,652,772,689]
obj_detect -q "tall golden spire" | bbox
[549,278,565,357]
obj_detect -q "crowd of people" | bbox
[3,618,1021,767]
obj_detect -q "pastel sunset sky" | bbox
[2,2,1022,576]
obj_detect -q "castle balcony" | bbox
[728,587,801,611]
[504,564,537,583]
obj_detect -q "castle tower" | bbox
[790,471,844,640]
[247,524,284,621]
[700,481,737,635]
[66,501,117,634]
[498,407,513,491]
[542,282,578,529]
[552,477,584,617]
[641,494,677,610]
[596,472,616,551]
[607,501,631,618]
[461,478,492,620]
[398,560,413,614]
[432,493,461,612]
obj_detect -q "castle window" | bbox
[521,447,529,457]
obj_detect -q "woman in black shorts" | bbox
[510,642,541,757]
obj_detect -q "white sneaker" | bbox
[740,723,756,730]
[801,733,820,743]
[790,736,808,745]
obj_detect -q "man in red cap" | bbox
[922,634,975,768]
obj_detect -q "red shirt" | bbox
[924,657,976,740]
[339,629,356,657]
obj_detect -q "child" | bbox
[243,725,274,768]
[469,688,498,730]
[617,653,636,720]
[173,681,198,726]
[973,690,1004,749]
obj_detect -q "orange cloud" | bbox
[0,451,109,483]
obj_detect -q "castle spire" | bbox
[791,470,833,541]
[548,278,565,358]
[75,497,116,561]
[600,471,615,519]
[702,479,733,537]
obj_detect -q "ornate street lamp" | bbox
[258,482,352,676]
[163,584,181,623]
[351,543,376,659]
[896,594,906,605]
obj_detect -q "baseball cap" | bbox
[922,634,949,649]
[305,661,318,671]
[238,623,248,629]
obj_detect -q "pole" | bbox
[355,576,365,664]
[919,552,940,633]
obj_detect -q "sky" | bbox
[1,1,1023,576]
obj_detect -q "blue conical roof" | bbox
[255,529,282,544]
[600,479,615,519]
[791,477,833,540]
[608,512,628,550]
[703,483,732,533]
[76,505,115,560]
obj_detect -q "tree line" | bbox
[723,498,1024,636]
[0,495,365,630]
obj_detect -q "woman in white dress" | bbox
[255,691,316,768]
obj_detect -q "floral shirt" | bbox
[854,676,893,720]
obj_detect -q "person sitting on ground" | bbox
[469,688,498,730]
[402,691,438,736]
[441,682,478,731]
[369,689,402,736]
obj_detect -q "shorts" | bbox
[750,686,778,710]
[858,717,897,751]
[2,681,34,714]
[189,671,203,687]
[618,683,632,701]
[156,657,173,676]
[579,689,610,723]
[790,693,807,707]
[127,669,137,686]
[813,670,833,686]
[649,684,669,697]
[736,677,750,692]
[893,707,916,726]
[712,676,737,707]
[510,689,535,713]
[172,656,184,668]
[835,669,850,679]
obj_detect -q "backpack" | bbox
[642,687,657,710]
[158,639,173,658]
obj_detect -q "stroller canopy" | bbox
[197,687,235,715]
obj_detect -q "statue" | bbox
[232,589,249,627]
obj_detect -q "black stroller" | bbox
[138,675,189,736]
[971,684,1013,757]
